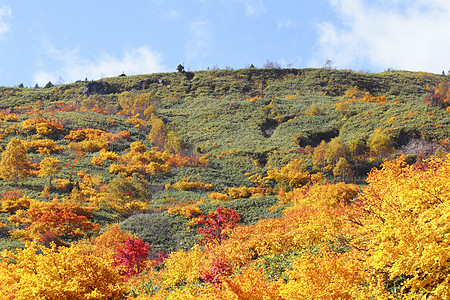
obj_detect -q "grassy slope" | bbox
[0,67,448,253]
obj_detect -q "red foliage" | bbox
[38,229,66,247]
[202,258,232,285]
[148,251,169,268]
[195,206,242,245]
[112,237,151,278]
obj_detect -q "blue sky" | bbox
[0,0,449,87]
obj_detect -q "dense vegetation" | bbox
[0,67,449,299]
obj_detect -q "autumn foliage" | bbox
[195,207,242,245]
[1,68,450,299]
[0,242,126,300]
[112,237,151,278]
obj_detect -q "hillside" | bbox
[0,67,449,299]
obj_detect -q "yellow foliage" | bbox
[98,149,121,161]
[92,149,121,166]
[23,138,65,154]
[54,178,72,192]
[91,155,104,166]
[246,95,262,102]
[208,192,230,201]
[344,86,365,99]
[0,195,31,213]
[20,117,63,136]
[357,154,450,298]
[167,203,202,218]
[305,104,321,116]
[212,268,283,300]
[148,114,168,148]
[0,241,126,300]
[333,157,353,180]
[89,224,133,256]
[65,128,113,152]
[279,182,359,208]
[212,206,344,268]
[38,157,62,186]
[130,140,146,152]
[266,158,324,191]
[2,113,19,122]
[0,138,35,184]
[226,186,252,199]
[125,114,148,127]
[162,246,209,286]
[165,177,212,191]
[109,143,178,177]
[367,130,395,160]
[280,247,369,300]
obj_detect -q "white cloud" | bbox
[33,43,166,86]
[0,6,12,39]
[312,0,450,73]
[243,0,267,16]
[277,19,293,30]
[164,10,180,20]
[185,20,211,65]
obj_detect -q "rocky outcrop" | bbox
[82,81,112,95]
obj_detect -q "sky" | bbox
[0,0,449,87]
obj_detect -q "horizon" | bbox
[3,65,447,90]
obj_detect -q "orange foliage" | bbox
[109,142,207,177]
[165,177,212,191]
[20,117,64,136]
[0,190,29,213]
[211,206,344,268]
[212,268,283,299]
[8,198,98,245]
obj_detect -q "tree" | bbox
[312,140,328,171]
[164,130,185,153]
[267,158,324,191]
[177,64,185,73]
[323,59,334,69]
[333,157,353,181]
[148,114,168,148]
[357,155,450,298]
[38,157,62,186]
[263,60,281,69]
[324,137,346,167]
[367,131,395,161]
[104,173,152,215]
[195,207,242,245]
[424,80,450,108]
[0,138,33,185]
[112,237,151,278]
